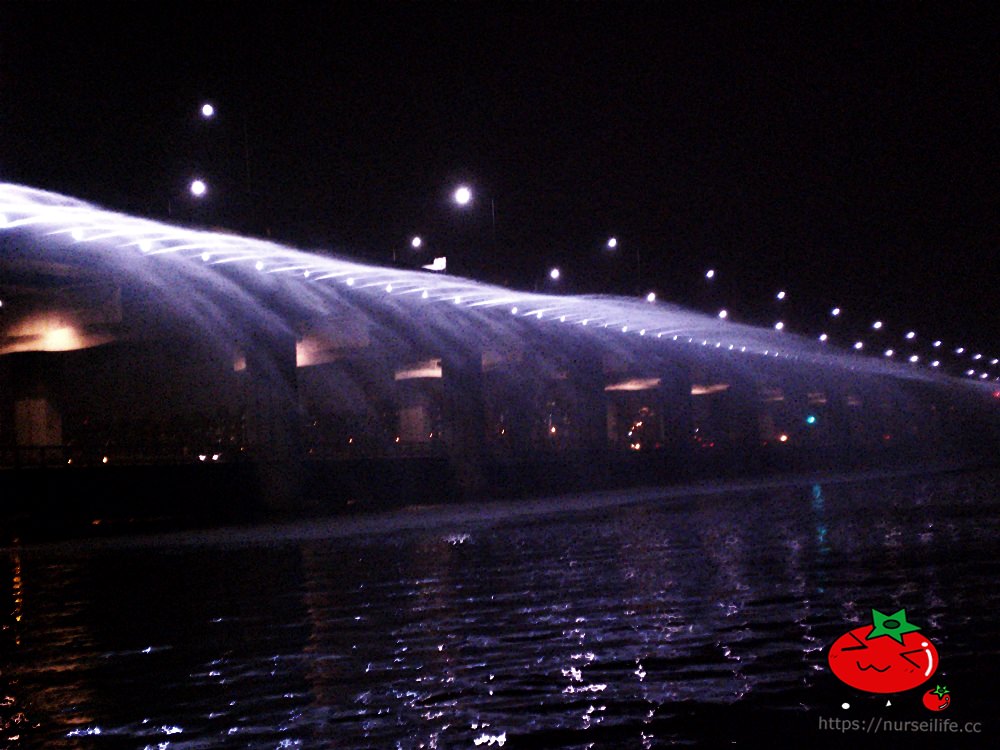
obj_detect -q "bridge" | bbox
[1,183,997,525]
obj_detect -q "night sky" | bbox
[2,2,997,359]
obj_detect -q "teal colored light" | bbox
[805,414,817,425]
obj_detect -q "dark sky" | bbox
[2,2,998,358]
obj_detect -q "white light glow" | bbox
[884,349,894,357]
[854,341,864,350]
[872,321,883,330]
[411,236,422,249]
[189,179,207,197]
[905,331,916,340]
[819,333,828,342]
[718,309,728,319]
[705,269,715,279]
[453,186,472,205]
[646,292,656,303]
[774,321,784,331]
[607,237,617,249]
[200,103,214,118]
[831,307,841,316]
[549,267,560,280]
[776,290,786,300]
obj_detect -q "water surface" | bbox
[3,467,997,748]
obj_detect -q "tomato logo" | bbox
[922,685,951,711]
[827,608,938,693]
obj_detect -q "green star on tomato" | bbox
[868,608,921,643]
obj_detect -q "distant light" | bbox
[646,292,656,303]
[931,360,940,367]
[819,333,828,342]
[980,373,989,379]
[607,237,618,249]
[453,185,472,205]
[872,321,883,330]
[705,268,715,279]
[254,260,264,271]
[933,340,942,348]
[805,415,817,425]
[200,103,215,118]
[992,359,999,366]
[956,347,965,354]
[966,369,975,376]
[189,179,207,197]
[411,236,422,249]
[549,267,560,280]
[774,321,784,331]
[778,433,789,443]
[510,306,518,314]
[776,290,786,300]
[905,331,916,340]
[831,307,841,317]
[884,349,894,357]
[718,309,728,319]
[853,341,864,350]
[909,355,919,363]
[973,353,982,360]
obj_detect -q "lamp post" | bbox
[452,184,498,277]
[605,236,641,294]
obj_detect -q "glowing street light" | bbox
[549,267,561,281]
[705,268,715,280]
[200,102,215,119]
[607,237,618,249]
[189,179,207,197]
[411,236,422,249]
[453,185,472,206]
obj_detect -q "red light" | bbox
[993,390,1000,399]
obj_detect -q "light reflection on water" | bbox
[2,468,999,748]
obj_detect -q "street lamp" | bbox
[605,237,641,294]
[189,179,207,197]
[451,183,499,275]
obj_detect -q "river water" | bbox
[2,467,997,748]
